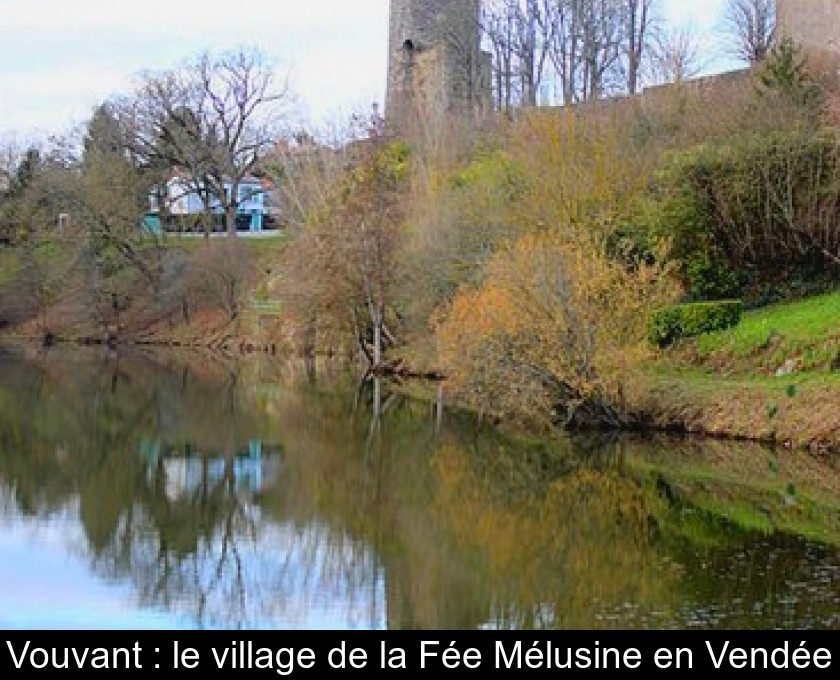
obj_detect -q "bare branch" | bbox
[724,0,776,65]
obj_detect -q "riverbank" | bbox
[630,370,840,454]
[394,292,840,455]
[633,292,840,454]
[1,307,284,358]
[3,285,839,454]
[0,235,291,354]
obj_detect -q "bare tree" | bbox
[114,48,291,236]
[189,240,255,323]
[545,0,584,103]
[724,0,776,65]
[622,0,658,94]
[277,110,408,369]
[651,26,705,84]
[544,0,636,103]
[482,0,556,108]
[483,0,645,107]
[480,0,660,106]
[562,0,628,101]
[193,49,290,235]
[482,1,520,110]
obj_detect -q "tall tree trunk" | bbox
[372,306,383,368]
[364,275,383,368]
[226,205,237,237]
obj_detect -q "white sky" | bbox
[0,0,730,142]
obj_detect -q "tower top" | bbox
[385,0,490,139]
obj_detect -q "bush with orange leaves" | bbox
[435,231,677,430]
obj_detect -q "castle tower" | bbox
[776,0,840,56]
[385,0,491,138]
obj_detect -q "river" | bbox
[0,348,838,630]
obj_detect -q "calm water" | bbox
[0,349,838,630]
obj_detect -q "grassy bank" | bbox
[637,292,840,452]
[403,292,840,453]
[676,291,840,375]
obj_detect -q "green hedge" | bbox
[649,127,840,297]
[650,300,744,348]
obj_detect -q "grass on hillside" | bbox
[632,368,840,452]
[671,291,840,375]
[643,290,840,451]
[158,231,290,252]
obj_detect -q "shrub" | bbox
[435,231,677,429]
[448,152,525,201]
[649,300,744,348]
[685,253,746,301]
[651,127,840,298]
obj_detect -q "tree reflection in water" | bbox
[0,353,386,629]
[0,349,838,630]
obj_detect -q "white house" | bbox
[148,171,281,233]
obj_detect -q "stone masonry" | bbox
[385,0,491,137]
[384,0,839,137]
[777,0,840,56]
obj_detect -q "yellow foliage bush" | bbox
[435,231,677,429]
[505,108,655,235]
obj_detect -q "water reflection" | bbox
[141,440,281,502]
[0,349,838,630]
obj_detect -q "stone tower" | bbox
[776,0,840,56]
[385,0,491,137]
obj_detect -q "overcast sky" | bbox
[0,0,730,142]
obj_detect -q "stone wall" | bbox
[386,0,490,137]
[384,0,840,140]
[777,0,840,55]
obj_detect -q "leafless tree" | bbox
[551,0,628,102]
[481,0,554,109]
[274,110,407,369]
[482,1,519,110]
[481,0,657,107]
[651,26,705,85]
[724,0,776,65]
[189,240,255,323]
[623,0,658,94]
[113,48,291,236]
